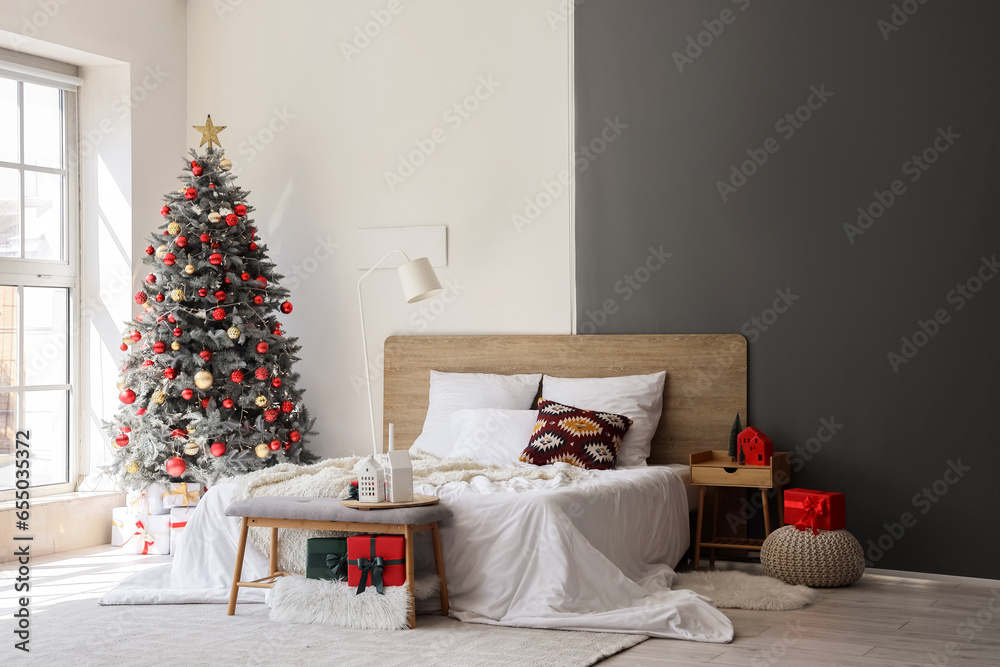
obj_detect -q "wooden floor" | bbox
[605,563,1000,666]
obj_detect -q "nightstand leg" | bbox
[776,485,785,526]
[693,486,707,570]
[710,486,719,567]
[761,488,771,536]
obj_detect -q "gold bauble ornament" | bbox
[186,424,196,433]
[194,370,214,389]
[151,390,166,404]
[125,461,139,474]
[254,395,268,407]
[184,264,195,274]
[155,244,168,258]
[255,442,270,458]
[122,336,132,346]
[171,341,181,351]
[220,158,233,172]
[116,380,125,391]
[227,326,241,340]
[208,211,221,223]
[183,442,200,456]
[167,221,181,235]
[171,288,185,302]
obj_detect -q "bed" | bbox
[103,334,746,642]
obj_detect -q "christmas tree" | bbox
[728,413,742,462]
[106,116,317,488]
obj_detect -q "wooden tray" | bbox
[340,494,439,511]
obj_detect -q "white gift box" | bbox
[161,482,202,510]
[120,513,170,555]
[111,507,129,547]
[168,507,195,554]
[125,484,167,516]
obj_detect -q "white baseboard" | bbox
[864,567,1000,588]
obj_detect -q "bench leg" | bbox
[405,525,416,629]
[269,527,278,576]
[431,522,449,617]
[228,517,250,616]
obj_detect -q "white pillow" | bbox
[411,371,542,458]
[540,372,666,468]
[449,409,538,467]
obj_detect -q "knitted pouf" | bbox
[760,525,865,587]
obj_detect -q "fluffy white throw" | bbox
[230,449,588,574]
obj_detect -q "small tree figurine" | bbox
[728,413,742,463]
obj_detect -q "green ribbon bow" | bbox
[354,536,405,595]
[325,552,349,581]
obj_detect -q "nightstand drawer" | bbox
[690,464,772,488]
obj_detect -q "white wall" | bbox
[187,0,573,458]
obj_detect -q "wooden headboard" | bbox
[382,334,747,465]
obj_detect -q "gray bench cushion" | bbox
[225,496,453,525]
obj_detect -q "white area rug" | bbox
[675,570,820,611]
[2,599,646,666]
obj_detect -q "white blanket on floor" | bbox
[101,460,733,642]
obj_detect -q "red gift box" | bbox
[784,488,846,534]
[347,535,406,594]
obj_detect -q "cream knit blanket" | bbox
[230,449,588,574]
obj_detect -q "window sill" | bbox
[0,490,119,512]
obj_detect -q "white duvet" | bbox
[101,463,733,643]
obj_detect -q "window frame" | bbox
[0,65,80,501]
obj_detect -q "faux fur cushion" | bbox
[519,398,632,470]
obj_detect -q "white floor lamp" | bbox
[358,250,442,457]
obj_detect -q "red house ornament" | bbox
[737,426,773,466]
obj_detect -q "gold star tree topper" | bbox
[193,115,226,148]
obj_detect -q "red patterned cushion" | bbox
[519,398,633,470]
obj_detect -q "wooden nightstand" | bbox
[689,450,790,570]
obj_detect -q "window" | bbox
[0,63,78,496]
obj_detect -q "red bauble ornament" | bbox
[212,308,226,320]
[141,360,154,367]
[192,165,203,176]
[165,456,186,478]
[210,442,226,457]
[191,160,198,168]
[283,443,291,451]
[211,242,221,249]
[271,378,282,388]
[198,288,208,297]
[164,367,177,380]
[119,389,136,404]
[134,291,147,305]
[120,343,128,351]
[241,272,250,281]
[163,253,176,266]
[256,342,269,354]
[173,327,183,337]
[235,204,248,216]
[160,206,170,216]
[268,439,281,450]
[225,214,238,226]
[136,407,147,415]
[171,429,186,438]
[264,409,278,423]
[209,253,223,265]
[136,314,143,322]
[168,315,176,323]
[201,398,210,408]
[281,401,293,414]
[145,245,155,255]
[175,235,188,248]
[289,430,301,443]
[248,242,258,251]
[181,388,193,400]
[184,187,197,200]
[200,233,210,243]
[215,291,226,302]
[253,295,263,305]
[273,328,282,336]
[255,368,269,381]
[208,183,216,189]
[199,350,212,361]
[280,301,293,314]
[121,426,131,433]
[145,274,156,283]
[130,330,141,342]
[222,398,234,409]
[153,341,166,353]
[254,276,266,288]
[230,370,244,383]
[115,433,130,447]
[155,294,165,302]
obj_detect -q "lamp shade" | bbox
[397,257,442,303]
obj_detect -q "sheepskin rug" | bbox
[674,570,820,611]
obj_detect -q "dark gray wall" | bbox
[575,0,999,578]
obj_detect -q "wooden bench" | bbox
[225,496,452,629]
